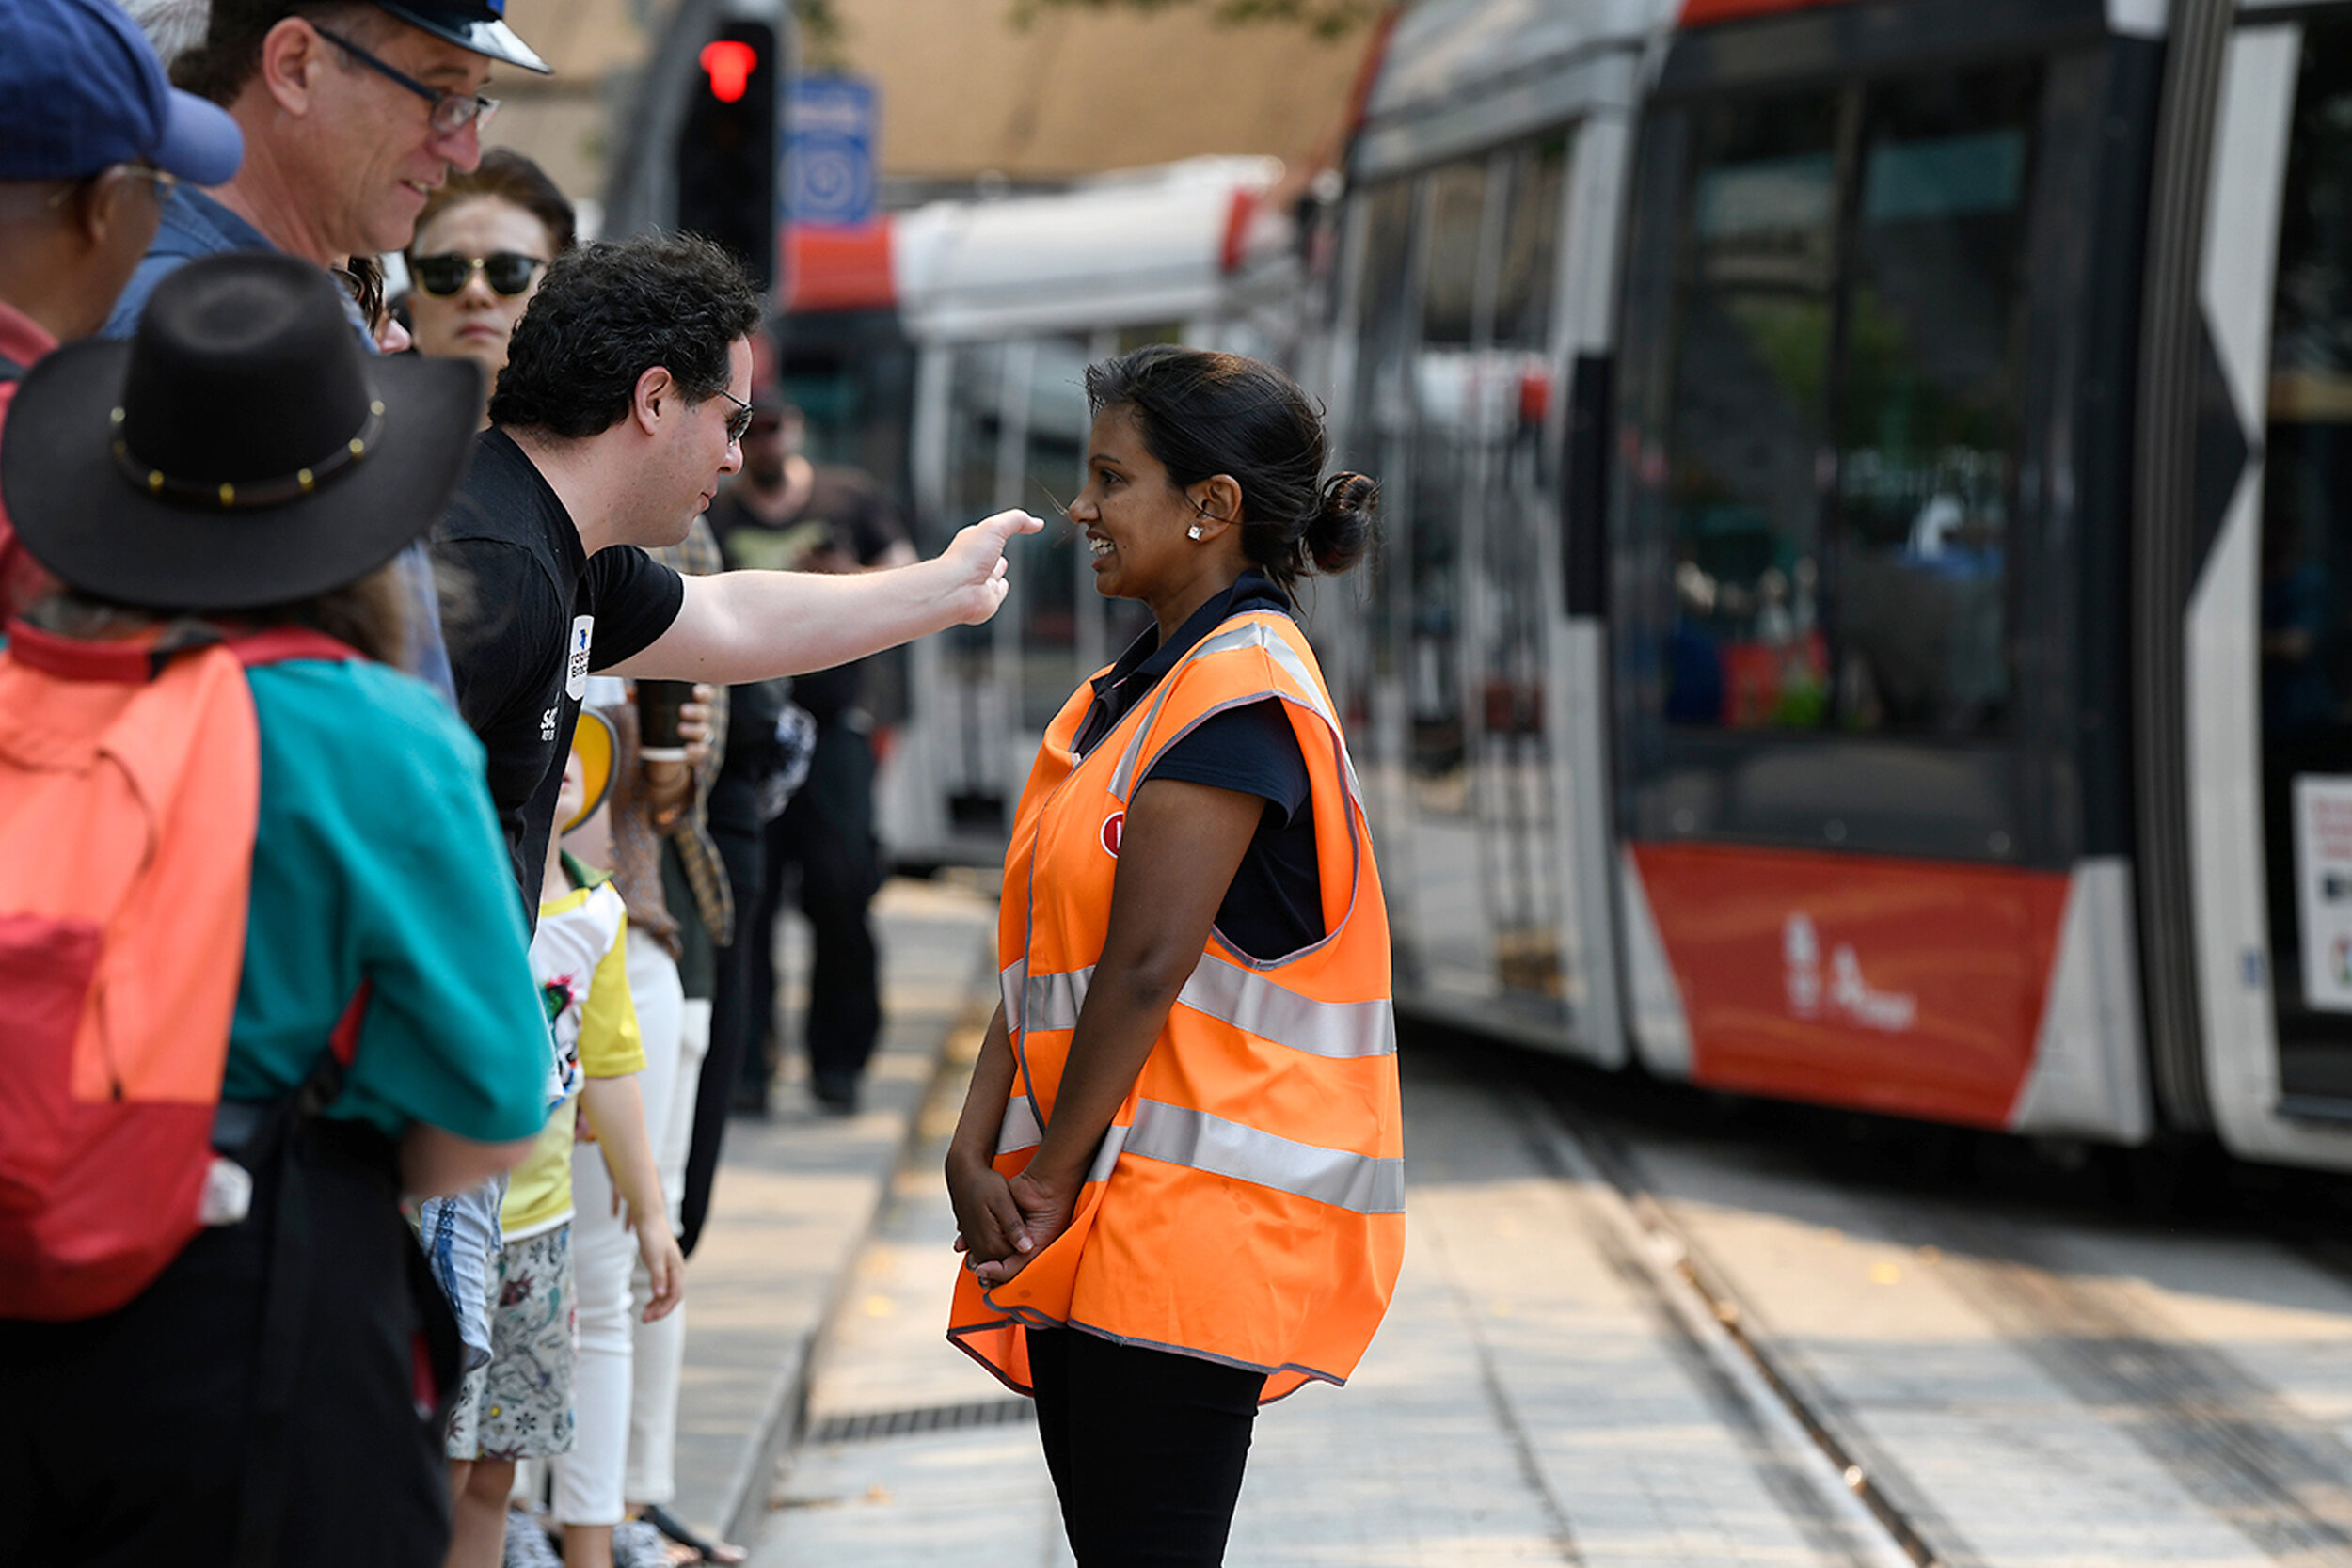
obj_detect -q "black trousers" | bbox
[0,1121,455,1568]
[747,718,882,1089]
[1028,1328,1263,1568]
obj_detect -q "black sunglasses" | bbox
[412,252,547,297]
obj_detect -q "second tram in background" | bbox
[1317,0,2352,1174]
[774,156,1307,866]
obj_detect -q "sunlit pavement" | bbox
[664,876,997,1543]
[741,1020,2352,1567]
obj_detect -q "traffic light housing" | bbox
[675,19,779,291]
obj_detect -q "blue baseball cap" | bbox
[0,0,243,186]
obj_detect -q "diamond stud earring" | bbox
[1187,525,1203,540]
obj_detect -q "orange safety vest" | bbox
[947,608,1404,1402]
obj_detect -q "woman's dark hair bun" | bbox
[1310,471,1377,577]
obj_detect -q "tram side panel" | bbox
[1609,10,2158,1141]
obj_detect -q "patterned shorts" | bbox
[447,1223,576,1462]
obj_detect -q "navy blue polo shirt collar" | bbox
[1077,569,1293,756]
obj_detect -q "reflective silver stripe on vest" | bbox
[1177,953,1395,1059]
[1107,620,1359,804]
[996,1094,1043,1155]
[1117,1100,1405,1214]
[1000,957,1027,1035]
[1025,965,1093,1035]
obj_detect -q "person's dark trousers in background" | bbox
[746,713,883,1113]
[1026,1327,1263,1567]
[679,820,763,1256]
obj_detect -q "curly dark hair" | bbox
[1084,344,1376,594]
[487,232,763,441]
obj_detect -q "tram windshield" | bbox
[1662,63,2037,736]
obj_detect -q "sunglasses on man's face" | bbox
[412,251,547,297]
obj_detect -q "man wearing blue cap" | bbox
[0,0,244,616]
[110,0,547,333]
[103,0,554,703]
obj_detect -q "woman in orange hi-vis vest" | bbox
[945,344,1404,1566]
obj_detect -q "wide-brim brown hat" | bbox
[1,251,482,611]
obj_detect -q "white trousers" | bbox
[550,928,683,1527]
[626,994,710,1504]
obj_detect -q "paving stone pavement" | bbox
[747,1049,1867,1567]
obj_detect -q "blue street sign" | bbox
[788,75,878,228]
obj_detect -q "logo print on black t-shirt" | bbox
[565,615,594,702]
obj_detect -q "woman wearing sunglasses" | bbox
[405,148,573,428]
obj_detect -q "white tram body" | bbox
[1309,0,2352,1172]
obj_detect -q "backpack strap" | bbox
[226,977,371,1568]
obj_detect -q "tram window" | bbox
[1494,136,1567,351]
[1422,161,1486,348]
[1663,92,1838,730]
[1834,64,2035,736]
[1658,67,2034,736]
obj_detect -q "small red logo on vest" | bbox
[1101,810,1124,857]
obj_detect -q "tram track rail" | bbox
[1516,1081,1940,1568]
[1519,1066,2352,1568]
[1505,1067,2352,1568]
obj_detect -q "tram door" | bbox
[2185,11,2352,1162]
[1338,131,1616,1052]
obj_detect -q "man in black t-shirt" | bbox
[708,400,914,1115]
[434,233,1037,915]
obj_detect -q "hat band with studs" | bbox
[108,398,388,510]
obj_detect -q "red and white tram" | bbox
[1318,0,2352,1169]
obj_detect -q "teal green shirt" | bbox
[220,657,549,1143]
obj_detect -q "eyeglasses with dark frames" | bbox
[716,388,756,444]
[311,25,500,137]
[411,252,548,297]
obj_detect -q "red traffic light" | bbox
[700,40,758,103]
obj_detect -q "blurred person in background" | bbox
[709,398,914,1116]
[106,0,555,702]
[340,253,413,352]
[405,146,573,427]
[0,0,242,616]
[0,250,550,1568]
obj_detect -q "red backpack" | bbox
[0,617,362,1320]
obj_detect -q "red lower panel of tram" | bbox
[1631,844,2071,1129]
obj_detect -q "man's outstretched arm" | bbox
[606,508,1041,683]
